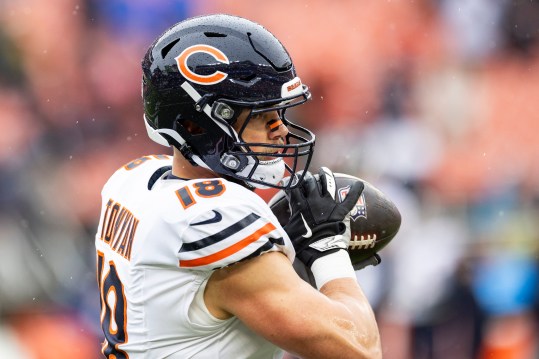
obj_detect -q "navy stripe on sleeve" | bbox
[179,213,261,253]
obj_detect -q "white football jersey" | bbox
[95,155,295,358]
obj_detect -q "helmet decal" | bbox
[338,185,368,221]
[281,77,303,98]
[175,44,229,85]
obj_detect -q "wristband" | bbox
[310,249,356,289]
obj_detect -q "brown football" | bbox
[269,173,401,267]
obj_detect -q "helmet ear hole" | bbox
[183,119,206,135]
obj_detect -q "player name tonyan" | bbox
[98,199,139,261]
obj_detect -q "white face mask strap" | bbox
[180,81,238,140]
[145,115,182,147]
[144,115,211,170]
[180,81,250,173]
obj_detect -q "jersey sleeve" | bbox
[176,184,295,271]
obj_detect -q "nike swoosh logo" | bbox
[190,210,223,226]
[301,213,312,238]
[309,235,347,251]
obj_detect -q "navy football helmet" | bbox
[142,14,315,189]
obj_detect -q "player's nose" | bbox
[269,119,289,140]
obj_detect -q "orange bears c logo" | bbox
[175,44,229,85]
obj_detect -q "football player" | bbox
[95,14,381,359]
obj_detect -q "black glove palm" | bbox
[283,167,364,267]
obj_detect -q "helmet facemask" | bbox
[219,92,315,190]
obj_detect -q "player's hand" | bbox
[283,167,364,268]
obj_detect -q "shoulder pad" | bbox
[102,154,172,196]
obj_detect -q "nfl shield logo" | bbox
[338,185,367,221]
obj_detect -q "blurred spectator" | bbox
[436,0,508,63]
[86,0,196,44]
[472,254,539,359]
[502,0,539,56]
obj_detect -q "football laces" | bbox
[349,234,377,250]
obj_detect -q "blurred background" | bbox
[1,0,538,358]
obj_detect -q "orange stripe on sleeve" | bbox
[180,222,277,268]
